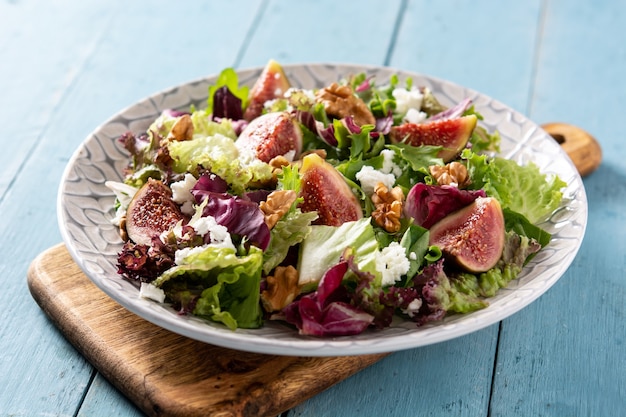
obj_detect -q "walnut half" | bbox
[429,162,469,187]
[371,182,404,233]
[261,266,300,312]
[259,190,297,229]
[315,82,376,126]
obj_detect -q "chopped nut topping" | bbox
[371,182,404,233]
[261,266,300,312]
[260,190,297,229]
[429,162,469,187]
[167,114,194,141]
[315,82,376,126]
[300,148,327,159]
[119,216,129,241]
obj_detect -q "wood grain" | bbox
[27,244,387,417]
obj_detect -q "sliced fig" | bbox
[236,111,303,162]
[243,59,291,121]
[389,114,477,162]
[428,196,505,273]
[298,153,363,226]
[125,179,185,246]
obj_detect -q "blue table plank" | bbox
[490,1,626,415]
[0,1,121,415]
[0,1,262,415]
[237,0,404,68]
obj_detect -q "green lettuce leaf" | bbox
[207,67,249,115]
[451,230,542,299]
[297,218,380,291]
[463,149,566,223]
[168,132,272,194]
[153,246,263,329]
[262,208,318,274]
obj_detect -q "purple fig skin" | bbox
[428,196,505,273]
[236,112,303,163]
[298,153,363,226]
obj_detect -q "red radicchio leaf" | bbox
[283,260,374,337]
[404,183,486,229]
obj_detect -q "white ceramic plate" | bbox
[58,63,587,356]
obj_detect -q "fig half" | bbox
[124,179,184,246]
[298,153,363,226]
[428,196,505,273]
[243,59,291,121]
[236,111,302,163]
[389,115,477,162]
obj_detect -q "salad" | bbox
[107,60,566,337]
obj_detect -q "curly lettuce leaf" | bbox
[168,133,272,194]
[463,149,566,223]
[153,246,263,329]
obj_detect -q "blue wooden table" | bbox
[1,1,624,415]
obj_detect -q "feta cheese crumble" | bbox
[392,87,424,115]
[139,282,166,303]
[380,149,403,177]
[403,107,427,124]
[375,242,411,286]
[401,298,423,318]
[170,173,198,215]
[355,165,396,196]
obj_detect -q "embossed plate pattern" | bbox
[57,64,587,356]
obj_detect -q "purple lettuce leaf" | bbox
[295,110,338,146]
[428,98,473,121]
[211,85,244,121]
[283,259,374,337]
[404,183,486,229]
[375,110,394,135]
[193,172,229,194]
[191,173,270,250]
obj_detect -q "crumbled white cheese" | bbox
[174,245,209,265]
[409,251,417,261]
[375,242,411,287]
[170,173,197,215]
[139,282,166,303]
[355,165,396,196]
[401,298,423,318]
[392,87,424,115]
[380,149,403,177]
[403,108,428,124]
[191,215,231,244]
[105,181,139,226]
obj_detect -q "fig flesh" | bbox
[428,196,505,273]
[236,111,303,163]
[243,59,291,121]
[124,179,184,246]
[389,115,477,162]
[298,153,363,226]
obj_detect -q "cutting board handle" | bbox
[542,122,602,176]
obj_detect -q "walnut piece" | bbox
[371,182,404,233]
[429,162,469,187]
[315,82,376,126]
[167,114,194,141]
[261,266,300,312]
[259,190,297,229]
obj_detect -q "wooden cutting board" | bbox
[27,123,599,417]
[27,244,388,417]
